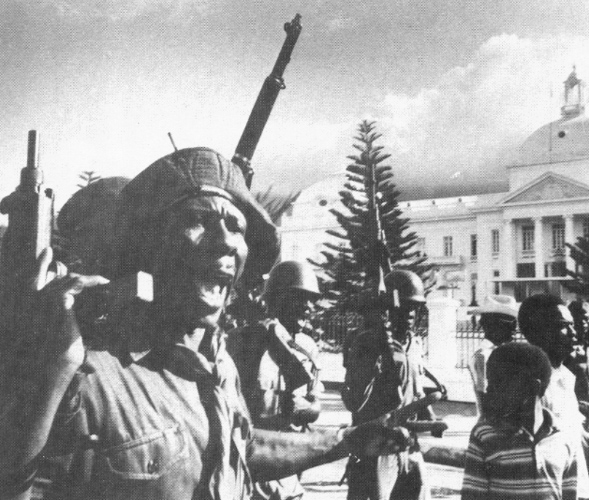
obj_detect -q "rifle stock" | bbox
[386,391,443,423]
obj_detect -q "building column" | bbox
[564,215,575,273]
[534,217,544,279]
[502,219,515,279]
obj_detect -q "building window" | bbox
[552,223,565,250]
[517,263,535,278]
[470,234,477,260]
[493,270,500,295]
[584,220,589,239]
[443,236,453,257]
[545,261,567,277]
[522,225,534,252]
[491,229,500,254]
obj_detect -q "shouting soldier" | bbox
[0,148,413,500]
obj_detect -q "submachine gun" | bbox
[0,131,55,343]
[0,131,152,346]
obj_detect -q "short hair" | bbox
[518,294,564,341]
[487,342,552,395]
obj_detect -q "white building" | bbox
[280,70,589,305]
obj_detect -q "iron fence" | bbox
[455,324,525,368]
[319,312,364,351]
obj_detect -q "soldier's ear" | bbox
[531,378,543,397]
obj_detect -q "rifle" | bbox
[232,14,302,188]
[378,391,449,437]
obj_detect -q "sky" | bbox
[0,0,588,210]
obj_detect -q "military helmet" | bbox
[384,269,426,305]
[263,260,320,299]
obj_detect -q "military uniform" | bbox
[34,330,252,500]
[343,330,428,500]
[228,319,322,500]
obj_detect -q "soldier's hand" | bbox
[290,393,321,426]
[32,247,109,369]
[342,414,412,457]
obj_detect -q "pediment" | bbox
[503,173,589,204]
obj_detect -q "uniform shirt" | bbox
[461,410,578,500]
[343,329,422,425]
[227,321,322,500]
[33,331,252,500]
[343,330,428,500]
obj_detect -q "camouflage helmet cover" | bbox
[111,147,280,285]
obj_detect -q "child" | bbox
[461,342,579,500]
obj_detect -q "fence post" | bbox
[426,296,460,383]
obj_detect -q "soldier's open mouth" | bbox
[196,279,230,308]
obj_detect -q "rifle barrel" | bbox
[233,14,302,188]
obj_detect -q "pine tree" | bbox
[314,120,432,318]
[77,170,101,188]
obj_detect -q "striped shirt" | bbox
[461,410,577,500]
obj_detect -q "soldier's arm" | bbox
[248,423,410,481]
[0,249,107,500]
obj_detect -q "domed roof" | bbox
[295,171,346,205]
[516,112,589,166]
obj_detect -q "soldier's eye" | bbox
[225,216,246,234]
[179,210,204,228]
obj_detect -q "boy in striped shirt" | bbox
[461,342,579,499]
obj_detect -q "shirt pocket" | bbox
[99,425,189,480]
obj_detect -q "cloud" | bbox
[326,17,359,32]
[23,0,214,22]
[378,34,589,196]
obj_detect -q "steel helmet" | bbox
[263,260,320,299]
[384,269,426,306]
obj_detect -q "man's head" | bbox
[484,342,552,424]
[475,295,519,346]
[518,293,576,367]
[112,148,279,331]
[568,299,589,345]
[263,260,320,333]
[384,270,426,342]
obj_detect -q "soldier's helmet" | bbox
[384,269,426,306]
[263,260,320,301]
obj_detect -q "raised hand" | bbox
[31,247,109,370]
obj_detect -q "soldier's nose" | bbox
[210,220,238,256]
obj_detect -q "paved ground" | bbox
[300,390,477,499]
